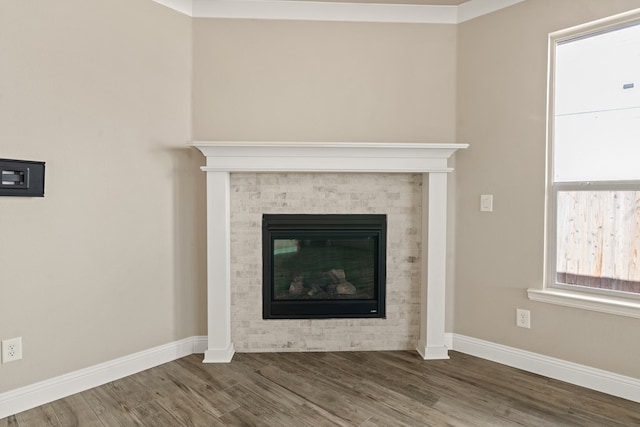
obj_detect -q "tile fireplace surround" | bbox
[192,141,468,363]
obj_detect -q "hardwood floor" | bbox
[2,350,640,426]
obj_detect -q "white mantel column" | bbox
[417,172,450,359]
[203,171,235,363]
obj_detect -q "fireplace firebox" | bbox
[262,214,386,319]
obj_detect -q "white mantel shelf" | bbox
[193,141,466,173]
[191,141,468,362]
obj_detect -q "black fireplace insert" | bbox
[262,214,386,319]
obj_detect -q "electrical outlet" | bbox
[516,309,531,328]
[2,337,23,363]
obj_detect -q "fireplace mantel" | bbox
[193,141,465,173]
[192,141,468,362]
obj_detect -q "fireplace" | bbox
[262,214,386,319]
[191,141,468,362]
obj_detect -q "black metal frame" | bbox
[262,214,387,319]
[0,159,45,197]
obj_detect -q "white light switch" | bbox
[480,194,493,212]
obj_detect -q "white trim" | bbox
[194,0,456,24]
[191,141,467,363]
[527,288,640,319]
[203,343,236,363]
[152,0,193,15]
[192,141,467,174]
[444,332,454,350]
[193,335,209,353]
[457,0,525,23]
[421,172,451,360]
[0,336,207,420]
[152,0,525,23]
[2,334,639,418]
[548,7,640,40]
[417,345,450,360]
[450,333,640,404]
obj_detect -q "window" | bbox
[548,13,640,299]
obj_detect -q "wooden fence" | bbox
[556,190,640,292]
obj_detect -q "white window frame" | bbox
[528,9,640,318]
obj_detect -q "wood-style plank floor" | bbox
[2,351,640,426]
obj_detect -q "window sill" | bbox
[527,288,640,319]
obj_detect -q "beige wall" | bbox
[4,0,639,400]
[193,19,457,142]
[0,0,204,393]
[455,0,640,378]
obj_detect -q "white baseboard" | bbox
[444,333,454,350]
[447,333,640,403]
[2,333,639,419]
[0,336,208,419]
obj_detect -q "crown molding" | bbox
[457,0,524,23]
[153,0,193,15]
[152,0,525,24]
[193,0,456,24]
